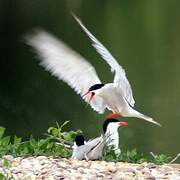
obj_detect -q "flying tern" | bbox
[71,119,128,160]
[25,15,161,126]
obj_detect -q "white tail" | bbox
[126,108,161,126]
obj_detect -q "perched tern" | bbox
[71,119,128,160]
[103,119,128,156]
[25,15,161,126]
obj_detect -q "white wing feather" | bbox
[73,15,135,107]
[25,30,105,113]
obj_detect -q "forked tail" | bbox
[126,109,161,126]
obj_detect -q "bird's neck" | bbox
[105,128,119,150]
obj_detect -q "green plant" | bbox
[102,146,172,164]
[0,173,5,180]
[149,152,172,164]
[0,124,177,164]
[0,121,82,158]
[46,121,82,143]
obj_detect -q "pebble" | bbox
[146,176,156,180]
[0,156,179,179]
[2,155,14,161]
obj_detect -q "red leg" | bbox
[106,112,119,119]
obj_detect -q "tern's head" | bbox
[103,119,128,134]
[83,84,105,103]
[74,135,85,147]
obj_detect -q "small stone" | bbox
[11,161,20,167]
[2,155,14,161]
[47,175,55,180]
[146,176,156,180]
[123,168,136,174]
[36,156,47,160]
[146,163,157,169]
[21,159,32,169]
[77,167,85,173]
[14,157,22,162]
[142,167,151,174]
[169,164,180,169]
[136,166,144,171]
[106,164,117,173]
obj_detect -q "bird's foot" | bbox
[106,112,119,119]
[84,154,89,161]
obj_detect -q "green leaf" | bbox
[29,137,37,148]
[47,142,53,149]
[0,127,5,139]
[59,121,69,130]
[0,173,5,180]
[47,127,54,134]
[1,136,10,146]
[52,128,59,137]
[13,136,22,145]
[20,146,29,155]
[3,159,11,168]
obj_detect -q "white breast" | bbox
[105,122,121,156]
[98,83,129,114]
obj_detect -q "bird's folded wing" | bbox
[73,15,135,107]
[86,136,102,145]
[85,136,103,154]
[25,29,105,113]
[75,137,101,156]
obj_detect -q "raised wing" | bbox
[73,15,135,107]
[25,29,105,113]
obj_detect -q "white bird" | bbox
[71,119,128,160]
[25,15,161,126]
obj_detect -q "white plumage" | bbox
[25,15,161,126]
[26,30,105,113]
[73,15,135,107]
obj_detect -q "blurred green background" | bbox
[0,0,180,160]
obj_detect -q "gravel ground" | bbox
[0,155,180,179]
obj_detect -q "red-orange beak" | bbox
[83,91,95,104]
[119,121,128,127]
[88,92,95,104]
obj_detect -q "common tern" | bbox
[71,119,128,160]
[25,15,161,126]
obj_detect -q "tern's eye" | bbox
[92,92,95,96]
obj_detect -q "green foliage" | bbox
[149,153,172,164]
[46,121,82,143]
[0,173,5,180]
[2,159,11,168]
[102,146,172,164]
[0,172,13,180]
[102,146,147,163]
[120,148,148,163]
[0,122,81,158]
[0,127,5,139]
[0,124,175,164]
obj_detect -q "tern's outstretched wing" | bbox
[73,15,135,107]
[25,30,105,113]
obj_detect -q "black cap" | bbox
[89,84,105,91]
[74,135,85,146]
[103,119,119,133]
